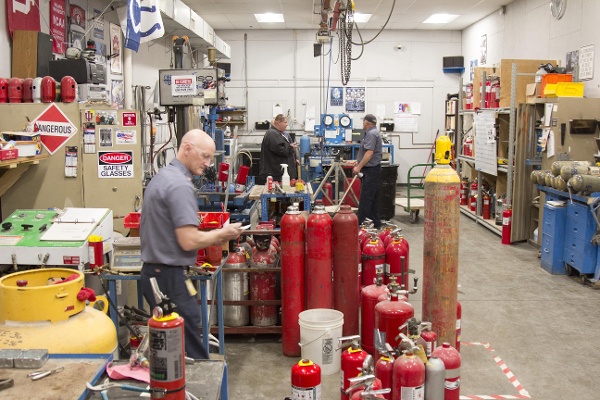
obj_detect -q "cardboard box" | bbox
[0,148,18,160]
[526,83,537,104]
[472,59,560,108]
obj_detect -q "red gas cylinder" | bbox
[501,207,512,245]
[291,359,321,400]
[204,245,222,268]
[249,229,279,326]
[384,234,410,289]
[378,224,395,244]
[280,205,306,356]
[431,343,461,400]
[456,301,462,351]
[375,347,394,400]
[22,78,33,103]
[8,78,23,103]
[360,274,387,355]
[339,336,368,400]
[459,178,469,206]
[392,350,425,400]
[361,234,385,287]
[333,205,359,336]
[60,76,77,102]
[306,202,333,309]
[420,322,437,358]
[482,192,491,219]
[469,179,478,212]
[374,291,414,361]
[148,311,186,400]
[322,180,334,206]
[41,76,56,103]
[0,77,7,103]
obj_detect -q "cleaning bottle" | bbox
[281,163,291,191]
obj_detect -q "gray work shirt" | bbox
[357,126,383,167]
[140,159,199,266]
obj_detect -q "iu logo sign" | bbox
[31,104,77,155]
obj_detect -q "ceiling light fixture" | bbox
[423,14,459,24]
[254,13,284,23]
[353,13,372,23]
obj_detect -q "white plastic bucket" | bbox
[298,308,344,376]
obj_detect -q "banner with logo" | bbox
[117,0,165,52]
[6,0,41,35]
[50,0,66,54]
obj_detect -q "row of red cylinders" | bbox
[0,76,77,103]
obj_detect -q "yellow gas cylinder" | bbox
[0,268,117,354]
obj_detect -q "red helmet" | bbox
[8,77,23,103]
[41,76,56,103]
[60,76,77,103]
[22,78,34,103]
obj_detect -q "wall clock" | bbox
[550,0,566,20]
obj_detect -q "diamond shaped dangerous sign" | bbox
[31,104,77,155]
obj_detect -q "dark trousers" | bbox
[141,263,210,360]
[358,166,382,228]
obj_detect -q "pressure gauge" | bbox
[550,0,566,20]
[339,115,352,128]
[323,114,334,126]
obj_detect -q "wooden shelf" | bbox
[0,154,49,198]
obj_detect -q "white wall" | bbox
[216,29,462,182]
[462,0,600,97]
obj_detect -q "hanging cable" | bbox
[350,0,396,47]
[339,3,353,86]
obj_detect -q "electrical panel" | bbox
[158,68,226,106]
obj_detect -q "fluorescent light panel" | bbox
[254,13,284,23]
[353,13,372,23]
[423,14,459,24]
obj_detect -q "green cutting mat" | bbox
[0,209,84,247]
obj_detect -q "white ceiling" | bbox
[186,0,515,31]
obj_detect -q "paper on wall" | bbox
[394,115,419,132]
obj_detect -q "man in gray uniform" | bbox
[140,129,243,359]
[353,114,383,228]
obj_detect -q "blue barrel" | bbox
[300,134,311,156]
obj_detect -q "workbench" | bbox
[102,267,225,355]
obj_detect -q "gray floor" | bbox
[223,205,600,400]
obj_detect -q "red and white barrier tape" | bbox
[459,342,531,400]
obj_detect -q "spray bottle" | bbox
[281,163,291,191]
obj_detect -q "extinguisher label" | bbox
[375,263,384,275]
[291,384,321,399]
[149,326,184,381]
[88,247,96,265]
[384,263,390,274]
[456,319,461,329]
[400,385,424,400]
[445,378,460,390]
[358,263,362,273]
[503,217,510,225]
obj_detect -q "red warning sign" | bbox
[32,104,77,155]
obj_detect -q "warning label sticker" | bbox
[97,151,134,179]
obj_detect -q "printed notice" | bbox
[171,75,196,96]
[97,151,134,178]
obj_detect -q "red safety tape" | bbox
[459,342,531,400]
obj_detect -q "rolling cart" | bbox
[395,163,434,223]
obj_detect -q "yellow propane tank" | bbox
[0,268,117,354]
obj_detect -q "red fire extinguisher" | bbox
[469,179,478,212]
[88,235,104,270]
[420,322,437,358]
[147,278,186,400]
[250,227,278,326]
[362,234,385,287]
[501,207,512,245]
[339,335,368,400]
[384,235,410,290]
[291,359,321,400]
[347,375,388,400]
[280,204,305,357]
[361,273,387,355]
[378,223,395,244]
[322,180,333,206]
[482,191,491,220]
[392,346,425,400]
[307,202,333,309]
[375,344,395,400]
[431,343,461,400]
[374,280,414,360]
[333,205,360,336]
[459,178,469,206]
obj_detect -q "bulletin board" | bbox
[473,111,498,176]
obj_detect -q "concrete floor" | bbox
[223,207,600,400]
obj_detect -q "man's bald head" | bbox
[178,129,215,176]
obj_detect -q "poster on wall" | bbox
[479,34,487,65]
[110,23,122,74]
[50,0,66,54]
[98,151,134,179]
[345,87,365,112]
[330,87,343,107]
[578,45,594,81]
[70,5,86,50]
[565,50,579,75]
[92,8,105,40]
[112,80,125,109]
[6,0,40,35]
